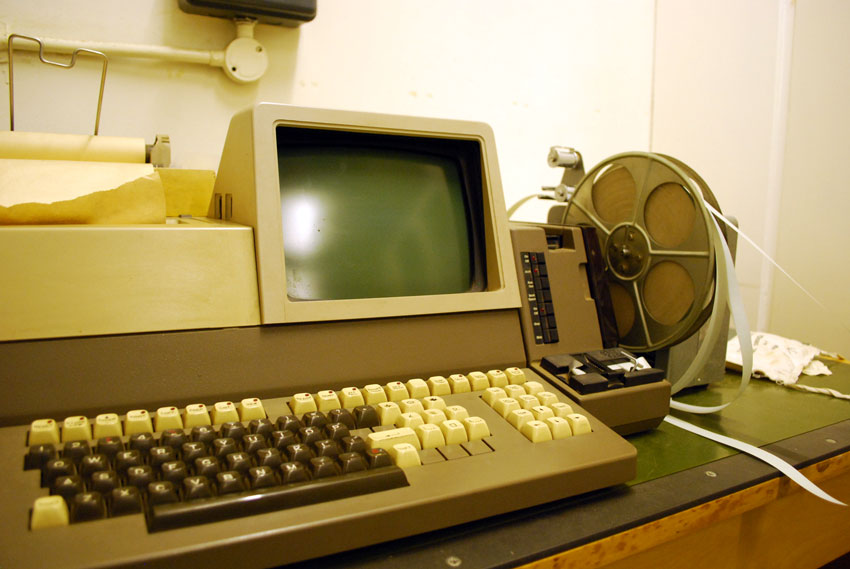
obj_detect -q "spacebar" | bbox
[149,466,409,532]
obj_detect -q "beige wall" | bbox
[770,0,850,356]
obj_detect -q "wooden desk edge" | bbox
[518,450,850,569]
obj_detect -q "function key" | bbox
[384,381,408,402]
[339,387,365,409]
[29,419,61,446]
[448,374,471,393]
[125,410,154,435]
[155,407,184,431]
[212,401,240,425]
[62,416,92,442]
[184,403,212,428]
[405,378,429,399]
[289,393,317,415]
[362,384,388,405]
[486,370,509,388]
[426,376,451,396]
[505,367,526,384]
[92,413,122,439]
[240,398,266,421]
[467,371,490,391]
[316,390,341,412]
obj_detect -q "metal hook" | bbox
[7,34,109,135]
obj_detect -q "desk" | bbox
[293,361,850,569]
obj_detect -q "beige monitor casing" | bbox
[212,103,521,325]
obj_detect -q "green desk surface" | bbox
[629,358,850,484]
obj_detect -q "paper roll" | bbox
[0,131,146,163]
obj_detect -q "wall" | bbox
[770,0,850,356]
[0,0,654,223]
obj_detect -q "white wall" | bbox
[0,0,654,221]
[770,0,850,356]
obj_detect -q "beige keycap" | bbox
[518,394,541,410]
[523,381,544,395]
[399,398,425,415]
[507,409,534,430]
[422,396,447,411]
[240,398,266,420]
[384,381,409,402]
[530,405,555,421]
[550,401,574,418]
[155,407,183,431]
[422,408,448,425]
[462,416,490,440]
[30,495,69,529]
[62,415,92,442]
[396,412,425,429]
[445,405,470,421]
[521,420,553,443]
[566,413,592,435]
[92,413,122,439]
[184,403,212,427]
[426,376,451,396]
[493,397,521,419]
[376,401,402,426]
[505,367,526,384]
[486,369,508,388]
[405,378,430,399]
[362,384,387,405]
[124,410,153,435]
[467,371,490,391]
[316,390,341,412]
[482,386,508,406]
[289,393,317,415]
[29,419,61,446]
[448,374,471,393]
[504,384,526,400]
[212,401,240,424]
[367,427,421,451]
[546,416,573,439]
[388,442,421,467]
[415,423,446,449]
[440,419,468,444]
[536,391,560,406]
[339,387,365,408]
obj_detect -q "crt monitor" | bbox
[213,103,520,324]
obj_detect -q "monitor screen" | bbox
[276,127,485,301]
[213,103,520,324]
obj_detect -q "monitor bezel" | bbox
[217,103,520,324]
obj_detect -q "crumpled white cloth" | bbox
[726,331,831,385]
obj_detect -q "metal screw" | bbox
[705,470,717,478]
[446,556,463,567]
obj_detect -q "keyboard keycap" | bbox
[30,495,69,529]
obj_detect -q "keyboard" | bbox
[2,366,636,569]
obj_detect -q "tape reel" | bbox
[560,152,722,352]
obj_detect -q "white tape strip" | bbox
[664,415,846,506]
